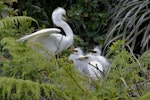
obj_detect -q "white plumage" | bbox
[18,7,74,55]
[88,61,104,80]
[69,47,105,80]
[87,46,109,71]
[77,55,104,80]
[69,47,89,74]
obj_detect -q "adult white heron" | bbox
[18,7,74,56]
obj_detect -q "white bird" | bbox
[69,47,89,74]
[18,7,74,55]
[69,47,83,61]
[69,47,104,80]
[87,46,109,71]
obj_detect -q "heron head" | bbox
[90,46,101,55]
[52,7,67,26]
[72,47,83,55]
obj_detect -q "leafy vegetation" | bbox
[1,37,150,99]
[0,0,38,40]
[105,0,150,54]
[0,0,150,100]
[67,0,110,48]
[15,0,70,26]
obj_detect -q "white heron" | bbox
[69,47,89,74]
[87,46,109,71]
[69,47,104,80]
[69,47,84,61]
[18,7,74,56]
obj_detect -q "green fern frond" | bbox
[139,50,150,68]
[138,50,150,78]
[0,16,39,29]
[0,77,70,100]
[0,77,41,99]
[109,40,125,55]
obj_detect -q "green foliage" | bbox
[0,0,15,18]
[105,0,150,53]
[108,49,145,98]
[0,37,150,99]
[138,50,150,77]
[0,77,69,100]
[1,37,57,81]
[0,16,38,29]
[0,0,150,99]
[110,49,137,76]
[17,0,68,26]
[0,37,94,99]
[0,16,38,39]
[139,50,150,68]
[2,0,18,7]
[0,77,41,100]
[0,1,38,40]
[68,0,109,47]
[109,40,125,55]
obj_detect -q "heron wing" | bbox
[17,28,61,42]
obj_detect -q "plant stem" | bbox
[126,44,148,78]
[120,77,128,87]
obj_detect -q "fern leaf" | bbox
[0,77,71,99]
[0,16,39,29]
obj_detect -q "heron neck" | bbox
[58,21,73,39]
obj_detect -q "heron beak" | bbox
[62,15,68,21]
[89,49,97,53]
[71,49,78,53]
[78,56,88,60]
